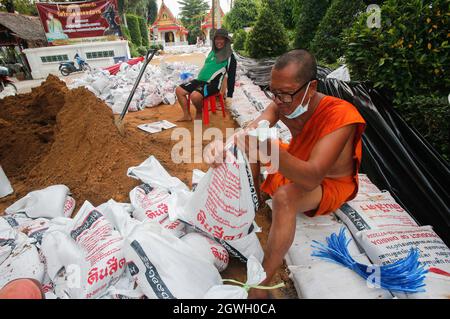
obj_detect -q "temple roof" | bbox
[151,0,188,34]
[201,0,225,29]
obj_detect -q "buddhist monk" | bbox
[205,49,366,299]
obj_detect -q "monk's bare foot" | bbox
[176,116,192,122]
[247,288,270,299]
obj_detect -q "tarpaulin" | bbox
[103,56,144,75]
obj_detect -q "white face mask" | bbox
[285,81,312,120]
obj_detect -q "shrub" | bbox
[343,0,449,101]
[129,43,139,58]
[137,16,150,48]
[246,4,288,59]
[232,29,247,51]
[223,0,259,33]
[294,0,332,50]
[121,25,131,41]
[137,46,148,56]
[126,14,142,47]
[310,0,365,64]
[402,95,449,162]
[344,0,449,161]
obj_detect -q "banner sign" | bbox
[36,0,122,45]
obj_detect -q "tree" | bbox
[294,0,331,50]
[126,14,142,46]
[223,0,258,33]
[178,0,209,44]
[310,0,365,64]
[232,29,247,51]
[147,0,157,24]
[246,3,288,59]
[137,15,149,48]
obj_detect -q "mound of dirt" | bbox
[0,75,175,208]
[0,75,67,180]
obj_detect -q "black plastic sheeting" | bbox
[237,54,450,244]
[317,78,450,245]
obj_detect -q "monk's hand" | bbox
[258,138,281,173]
[204,140,226,168]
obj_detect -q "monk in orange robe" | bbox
[205,49,366,298]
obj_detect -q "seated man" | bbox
[175,28,237,122]
[205,49,366,298]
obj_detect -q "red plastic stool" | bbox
[187,92,226,125]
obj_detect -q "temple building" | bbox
[201,0,225,40]
[150,0,188,45]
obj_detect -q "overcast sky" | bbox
[157,0,231,19]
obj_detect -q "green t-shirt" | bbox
[197,50,228,82]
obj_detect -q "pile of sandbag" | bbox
[332,174,450,299]
[163,44,210,55]
[1,155,270,299]
[68,60,199,113]
[229,74,292,144]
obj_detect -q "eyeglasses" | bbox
[263,80,311,103]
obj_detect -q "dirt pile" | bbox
[0,75,67,180]
[1,75,180,208]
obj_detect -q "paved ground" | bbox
[11,72,85,94]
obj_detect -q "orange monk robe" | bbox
[261,95,366,217]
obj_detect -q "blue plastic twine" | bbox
[310,227,428,293]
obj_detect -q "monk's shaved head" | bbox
[273,49,317,84]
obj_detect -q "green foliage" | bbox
[246,4,288,59]
[137,16,149,48]
[310,0,365,64]
[224,0,259,33]
[126,14,142,47]
[121,25,131,41]
[232,29,247,51]
[178,0,209,44]
[137,45,148,56]
[129,42,139,57]
[0,0,37,15]
[343,0,449,101]
[344,0,450,160]
[147,0,158,24]
[278,0,296,30]
[149,43,163,51]
[294,0,331,49]
[402,95,450,162]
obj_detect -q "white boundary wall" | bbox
[23,40,130,79]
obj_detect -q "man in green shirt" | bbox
[175,28,237,121]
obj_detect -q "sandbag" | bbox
[336,192,418,237]
[358,174,381,194]
[204,255,266,299]
[130,184,172,223]
[0,218,16,265]
[357,226,450,299]
[0,230,45,289]
[0,165,13,198]
[124,222,222,299]
[181,147,259,240]
[40,201,126,299]
[180,232,229,272]
[5,185,75,219]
